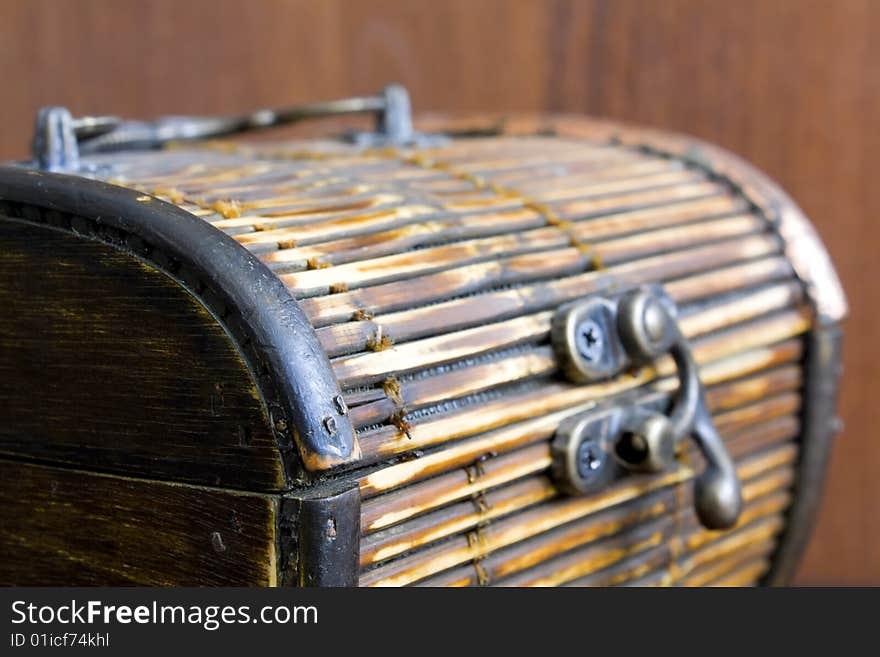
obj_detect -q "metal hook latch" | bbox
[550,285,743,530]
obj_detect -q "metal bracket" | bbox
[281,486,361,587]
[550,285,743,530]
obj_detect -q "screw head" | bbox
[575,319,604,363]
[322,415,338,436]
[551,412,620,496]
[551,296,627,383]
[575,438,605,480]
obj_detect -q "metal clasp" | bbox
[550,285,743,530]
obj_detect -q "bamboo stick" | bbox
[358,329,806,496]
[300,234,780,327]
[360,403,798,570]
[365,446,794,587]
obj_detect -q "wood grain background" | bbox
[1,0,876,584]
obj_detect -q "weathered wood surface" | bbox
[0,460,278,586]
[0,218,283,490]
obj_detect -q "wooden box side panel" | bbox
[0,460,278,586]
[0,217,285,490]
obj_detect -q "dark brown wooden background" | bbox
[1,0,876,584]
